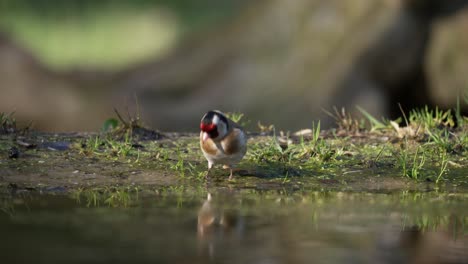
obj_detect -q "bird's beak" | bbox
[202,132,209,142]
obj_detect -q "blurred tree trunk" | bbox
[113,0,468,130]
[1,0,468,131]
[113,0,392,130]
[333,0,468,120]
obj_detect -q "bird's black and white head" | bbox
[200,110,229,142]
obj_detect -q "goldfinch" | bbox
[200,110,247,180]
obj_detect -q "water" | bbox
[1,189,468,264]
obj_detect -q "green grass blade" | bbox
[356,106,386,130]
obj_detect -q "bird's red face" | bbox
[200,122,218,141]
[200,110,228,141]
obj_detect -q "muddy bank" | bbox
[0,126,467,195]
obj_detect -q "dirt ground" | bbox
[1,126,467,195]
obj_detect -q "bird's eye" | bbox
[208,129,219,138]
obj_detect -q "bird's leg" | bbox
[206,162,213,179]
[228,168,234,181]
[223,164,234,180]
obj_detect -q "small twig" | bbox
[398,103,409,127]
[113,108,129,127]
[134,93,141,122]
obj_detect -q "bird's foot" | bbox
[205,168,211,179]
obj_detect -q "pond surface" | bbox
[1,188,468,264]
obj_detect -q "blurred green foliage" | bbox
[0,0,246,69]
[0,0,244,27]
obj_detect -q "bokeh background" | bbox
[1,0,468,132]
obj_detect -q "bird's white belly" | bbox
[202,144,244,166]
[202,148,236,166]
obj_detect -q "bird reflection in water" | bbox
[195,192,468,264]
[197,192,245,259]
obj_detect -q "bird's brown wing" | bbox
[222,128,246,155]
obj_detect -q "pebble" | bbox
[8,147,20,159]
